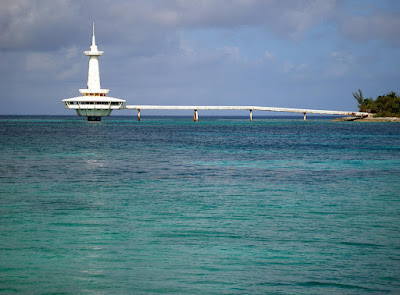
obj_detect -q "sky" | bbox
[1,0,400,116]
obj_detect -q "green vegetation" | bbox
[353,89,400,117]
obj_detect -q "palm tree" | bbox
[352,89,364,108]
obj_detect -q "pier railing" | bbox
[125,105,370,121]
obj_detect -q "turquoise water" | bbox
[1,116,400,294]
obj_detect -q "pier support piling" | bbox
[250,110,253,122]
[303,113,307,121]
[88,116,101,121]
[194,109,199,122]
[137,109,141,122]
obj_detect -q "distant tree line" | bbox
[353,89,400,117]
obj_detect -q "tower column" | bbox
[87,56,101,89]
[194,110,199,122]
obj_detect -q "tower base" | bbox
[88,116,101,121]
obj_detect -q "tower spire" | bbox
[92,22,96,47]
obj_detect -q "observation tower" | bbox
[62,23,125,121]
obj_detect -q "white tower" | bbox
[62,23,125,121]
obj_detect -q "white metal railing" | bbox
[125,105,370,117]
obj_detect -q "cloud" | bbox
[110,0,339,39]
[25,52,57,71]
[320,51,356,78]
[22,45,85,86]
[0,0,342,52]
[264,51,275,60]
[280,61,311,78]
[0,0,85,51]
[330,51,354,63]
[2,0,399,58]
[217,46,241,61]
[339,13,400,45]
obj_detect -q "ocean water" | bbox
[0,115,399,294]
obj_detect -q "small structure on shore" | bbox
[62,23,125,121]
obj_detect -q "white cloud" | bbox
[331,51,354,63]
[25,52,57,71]
[339,13,400,44]
[282,61,295,73]
[323,63,351,78]
[281,61,310,75]
[57,63,82,80]
[280,0,337,40]
[321,51,356,78]
[24,45,84,82]
[62,46,79,59]
[125,0,338,39]
[264,51,275,60]
[2,0,399,55]
[218,46,241,60]
[0,0,82,50]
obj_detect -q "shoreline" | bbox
[333,116,400,122]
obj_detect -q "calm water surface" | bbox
[0,116,399,294]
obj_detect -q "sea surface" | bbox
[0,115,400,294]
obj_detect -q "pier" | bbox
[62,25,371,122]
[125,105,370,121]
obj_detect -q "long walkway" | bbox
[125,105,370,121]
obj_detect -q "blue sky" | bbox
[0,0,399,115]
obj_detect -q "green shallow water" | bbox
[0,116,400,294]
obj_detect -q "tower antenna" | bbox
[91,22,96,46]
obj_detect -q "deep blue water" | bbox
[1,116,400,294]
